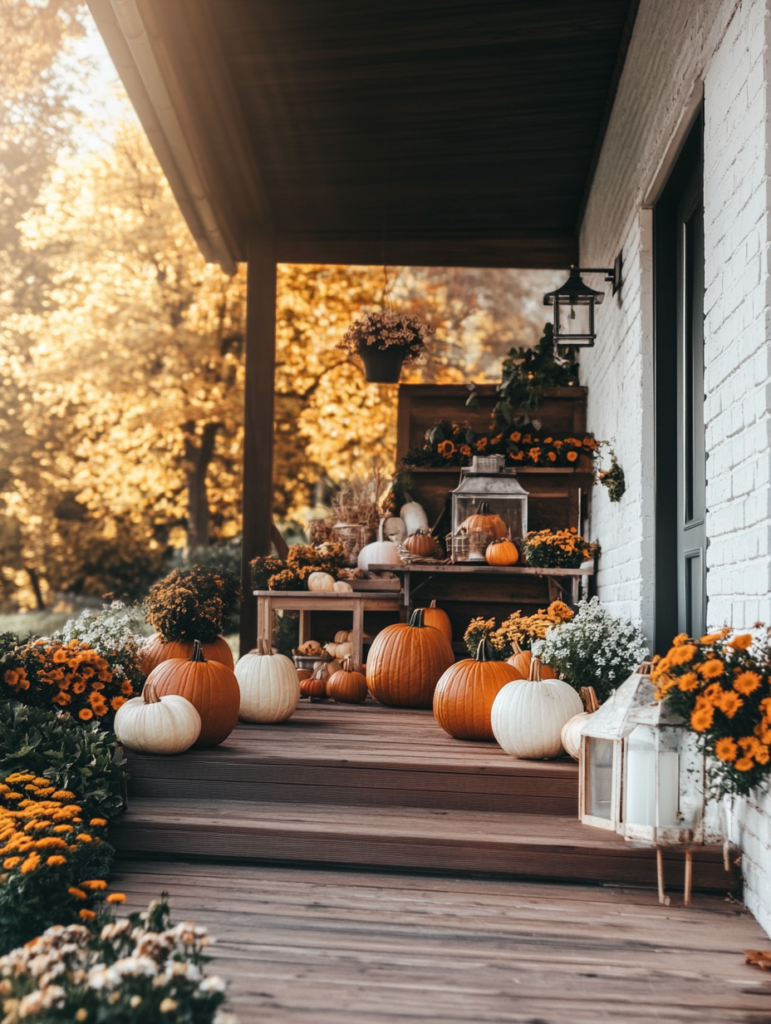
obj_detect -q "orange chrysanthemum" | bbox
[716,691,743,718]
[690,706,714,732]
[728,634,753,651]
[734,671,762,696]
[677,672,700,692]
[697,659,725,680]
[715,738,738,762]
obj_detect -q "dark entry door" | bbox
[676,173,706,637]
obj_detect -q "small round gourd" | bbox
[236,639,300,723]
[560,687,600,760]
[333,580,353,592]
[366,608,454,709]
[148,641,240,748]
[327,656,368,704]
[307,571,335,592]
[423,599,452,643]
[403,530,439,558]
[491,656,583,759]
[433,639,518,741]
[301,662,328,699]
[485,538,519,566]
[399,498,429,535]
[382,516,407,544]
[358,519,403,572]
[114,679,201,755]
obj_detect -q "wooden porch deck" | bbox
[113,701,738,892]
[113,859,771,1024]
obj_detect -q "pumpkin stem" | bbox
[189,640,207,663]
[528,655,543,682]
[638,661,653,676]
[429,599,438,608]
[409,608,426,628]
[476,638,492,662]
[143,679,161,704]
[477,500,490,514]
[580,685,599,713]
[257,638,272,656]
[511,638,523,656]
[342,655,354,673]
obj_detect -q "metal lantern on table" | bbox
[579,661,706,904]
[448,455,529,563]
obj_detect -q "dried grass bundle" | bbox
[330,461,391,527]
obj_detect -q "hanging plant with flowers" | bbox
[338,310,432,360]
[652,629,771,797]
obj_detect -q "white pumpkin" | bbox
[491,657,583,759]
[333,580,353,593]
[114,679,201,755]
[400,497,429,535]
[236,639,300,723]
[382,516,407,544]
[307,571,336,592]
[561,687,600,760]
[358,519,403,572]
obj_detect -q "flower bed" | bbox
[403,420,598,469]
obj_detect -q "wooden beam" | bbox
[275,233,578,270]
[240,231,277,656]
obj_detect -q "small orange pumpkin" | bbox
[300,662,328,699]
[433,639,519,741]
[366,608,455,709]
[327,656,368,704]
[507,639,557,680]
[460,501,507,539]
[141,634,234,676]
[485,538,519,566]
[403,530,439,558]
[423,599,452,643]
[149,640,240,747]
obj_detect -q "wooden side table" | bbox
[253,590,403,666]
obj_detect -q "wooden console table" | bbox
[254,590,403,666]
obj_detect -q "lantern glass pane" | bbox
[624,725,679,828]
[586,737,614,820]
[555,299,593,343]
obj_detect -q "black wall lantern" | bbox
[543,253,622,347]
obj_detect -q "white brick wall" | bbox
[580,0,771,934]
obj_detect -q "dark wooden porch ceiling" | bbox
[89,0,638,269]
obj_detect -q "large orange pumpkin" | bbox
[433,639,519,741]
[366,608,454,709]
[423,599,452,643]
[148,641,240,747]
[507,640,557,680]
[459,501,507,539]
[141,634,234,676]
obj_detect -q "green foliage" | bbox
[0,700,128,821]
[0,895,229,1020]
[145,565,241,643]
[497,322,580,415]
[598,454,627,502]
[274,611,300,658]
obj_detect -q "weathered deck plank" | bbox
[113,859,771,1024]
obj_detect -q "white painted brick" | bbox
[578,0,771,935]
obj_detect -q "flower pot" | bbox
[359,345,405,383]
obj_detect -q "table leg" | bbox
[352,601,364,667]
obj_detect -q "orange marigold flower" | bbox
[754,724,771,744]
[46,855,66,866]
[510,431,522,442]
[716,691,743,718]
[734,757,754,772]
[79,709,93,721]
[51,692,71,706]
[459,444,472,457]
[69,886,87,899]
[728,633,753,651]
[89,819,107,828]
[672,633,690,647]
[3,856,20,869]
[52,790,75,801]
[4,669,19,685]
[690,706,714,732]
[106,893,126,903]
[20,853,40,873]
[110,696,127,711]
[734,671,762,696]
[677,672,700,692]
[475,437,488,451]
[700,633,724,644]
[547,451,557,462]
[566,450,578,462]
[121,681,134,696]
[53,824,72,833]
[756,745,770,765]
[82,878,107,889]
[76,833,93,843]
[668,644,697,666]
[72,681,86,694]
[529,447,541,462]
[52,649,68,663]
[437,440,455,456]
[703,682,725,701]
[715,738,738,762]
[79,909,96,921]
[697,659,725,679]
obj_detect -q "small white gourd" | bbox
[560,687,600,761]
[333,580,353,593]
[307,571,336,592]
[399,495,429,535]
[114,679,201,755]
[236,639,300,723]
[357,519,403,572]
[382,516,407,544]
[491,656,583,759]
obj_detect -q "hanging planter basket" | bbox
[359,344,405,383]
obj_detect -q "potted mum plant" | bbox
[338,310,432,383]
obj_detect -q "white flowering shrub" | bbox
[58,602,146,693]
[533,597,649,701]
[0,896,234,1024]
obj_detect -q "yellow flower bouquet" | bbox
[653,629,771,796]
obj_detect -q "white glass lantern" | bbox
[450,455,529,563]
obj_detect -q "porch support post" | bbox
[240,229,277,656]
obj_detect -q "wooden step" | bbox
[111,798,740,893]
[125,703,578,815]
